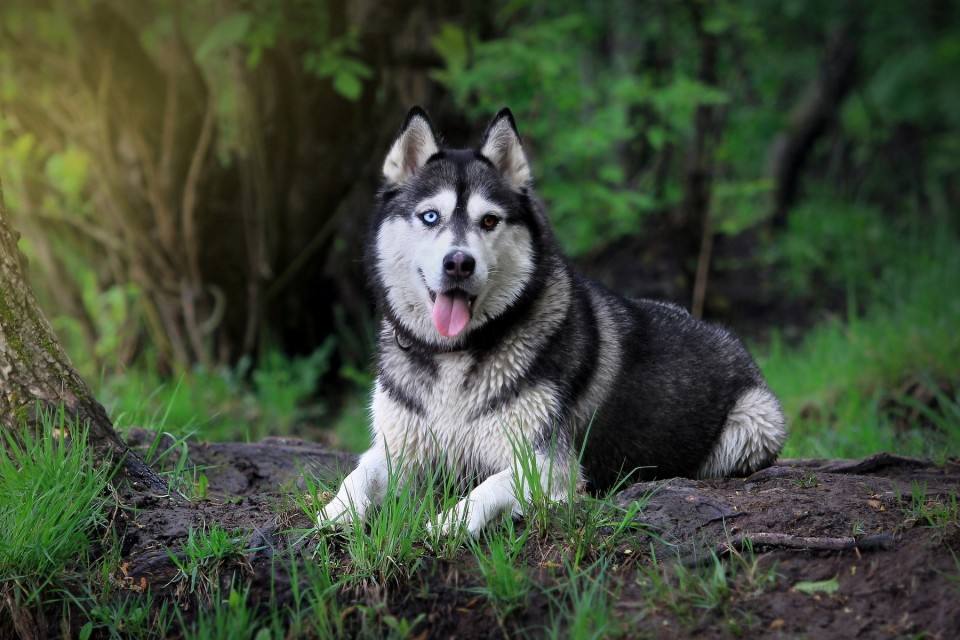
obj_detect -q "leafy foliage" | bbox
[2,1,959,456]
[99,341,335,442]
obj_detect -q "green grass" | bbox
[793,472,820,489]
[138,428,212,499]
[300,460,468,584]
[636,541,778,632]
[180,584,265,640]
[167,525,250,600]
[900,483,960,530]
[73,591,175,640]
[759,229,960,460]
[545,563,617,640]
[342,477,433,584]
[283,547,347,638]
[97,342,336,442]
[296,441,658,637]
[0,409,111,605]
[508,424,654,569]
[471,520,531,619]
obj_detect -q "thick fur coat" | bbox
[320,108,787,535]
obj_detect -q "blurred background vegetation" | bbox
[1,0,958,459]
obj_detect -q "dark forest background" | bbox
[1,0,958,457]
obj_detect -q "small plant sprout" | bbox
[901,483,960,531]
[794,472,819,489]
[166,525,250,601]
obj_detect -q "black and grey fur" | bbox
[320,107,787,535]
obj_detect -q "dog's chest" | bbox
[374,345,558,474]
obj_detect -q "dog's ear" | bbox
[383,107,440,185]
[480,108,531,190]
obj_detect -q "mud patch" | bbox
[42,437,960,638]
[614,454,960,637]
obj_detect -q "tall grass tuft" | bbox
[0,408,112,604]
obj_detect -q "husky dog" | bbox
[320,107,787,535]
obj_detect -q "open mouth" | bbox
[418,269,477,338]
[425,286,477,338]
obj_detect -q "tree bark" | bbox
[0,179,167,495]
[768,25,858,229]
[683,0,722,318]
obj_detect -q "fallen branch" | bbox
[720,532,895,553]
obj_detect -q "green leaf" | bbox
[793,576,840,595]
[197,12,252,62]
[646,126,667,150]
[432,23,470,72]
[79,622,93,640]
[333,72,362,101]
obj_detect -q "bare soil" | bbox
[112,432,960,639]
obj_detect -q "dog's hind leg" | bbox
[697,386,788,478]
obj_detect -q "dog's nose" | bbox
[443,250,475,279]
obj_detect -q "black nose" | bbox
[443,250,475,279]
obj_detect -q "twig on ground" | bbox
[719,532,895,553]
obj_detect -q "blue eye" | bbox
[419,210,440,226]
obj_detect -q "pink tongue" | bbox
[431,291,471,338]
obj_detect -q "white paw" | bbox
[316,496,364,530]
[427,506,465,537]
[429,499,490,538]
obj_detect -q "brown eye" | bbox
[481,214,500,231]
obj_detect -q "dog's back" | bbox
[574,280,785,490]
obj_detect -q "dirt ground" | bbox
[116,431,960,639]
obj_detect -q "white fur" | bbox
[382,114,438,184]
[465,193,502,222]
[416,189,457,219]
[374,188,535,349]
[572,290,624,426]
[466,192,535,326]
[480,119,530,190]
[321,270,577,536]
[697,387,787,478]
[319,435,389,524]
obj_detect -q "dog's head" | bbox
[370,107,548,348]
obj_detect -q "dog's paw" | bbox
[428,500,488,538]
[316,497,362,531]
[426,506,465,538]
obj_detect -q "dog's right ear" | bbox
[382,107,440,185]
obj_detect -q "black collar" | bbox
[389,320,468,355]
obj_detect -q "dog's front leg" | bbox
[439,451,577,537]
[319,437,391,527]
[438,468,518,537]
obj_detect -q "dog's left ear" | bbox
[480,108,531,190]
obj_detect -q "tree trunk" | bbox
[0,179,166,495]
[683,0,722,318]
[768,25,858,229]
